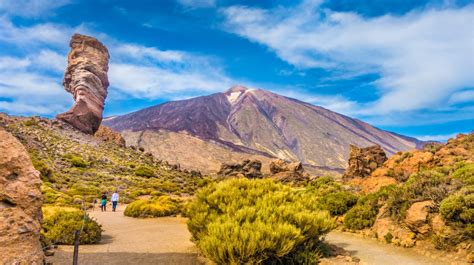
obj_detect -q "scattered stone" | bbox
[218,159,263,179]
[343,144,387,179]
[405,200,433,234]
[0,129,44,264]
[56,34,110,135]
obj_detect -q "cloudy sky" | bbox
[0,0,473,140]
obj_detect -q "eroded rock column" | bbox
[57,33,110,134]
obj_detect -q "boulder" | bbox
[95,125,125,147]
[0,129,44,264]
[372,206,416,247]
[218,159,263,179]
[269,159,303,174]
[57,34,110,135]
[343,144,387,179]
[269,159,310,184]
[404,200,433,234]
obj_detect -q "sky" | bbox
[0,0,473,141]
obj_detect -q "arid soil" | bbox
[46,205,203,265]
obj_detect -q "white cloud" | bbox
[0,0,71,17]
[222,3,474,115]
[416,133,461,142]
[177,0,216,8]
[109,63,232,99]
[113,44,186,63]
[448,89,474,104]
[0,69,71,115]
[0,17,74,47]
[34,50,67,72]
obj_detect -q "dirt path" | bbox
[325,232,460,265]
[46,205,203,265]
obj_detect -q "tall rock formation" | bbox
[0,129,44,264]
[57,34,110,135]
[343,144,387,179]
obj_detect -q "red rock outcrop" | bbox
[95,125,126,147]
[57,34,110,135]
[0,129,44,264]
[343,145,387,179]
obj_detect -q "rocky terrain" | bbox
[0,129,44,264]
[343,133,473,263]
[343,145,387,179]
[104,86,424,174]
[0,114,207,208]
[57,34,110,135]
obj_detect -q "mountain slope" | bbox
[104,86,423,173]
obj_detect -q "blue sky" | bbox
[0,0,473,141]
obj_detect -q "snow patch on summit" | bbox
[227,91,242,104]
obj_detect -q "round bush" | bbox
[186,178,335,264]
[124,196,180,217]
[134,166,155,178]
[42,206,102,245]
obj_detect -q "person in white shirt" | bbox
[111,191,119,212]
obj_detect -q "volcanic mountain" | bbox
[103,86,424,174]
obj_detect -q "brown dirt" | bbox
[46,205,204,265]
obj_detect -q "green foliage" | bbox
[318,191,358,216]
[384,232,393,243]
[24,118,39,126]
[187,178,335,264]
[69,156,88,168]
[135,166,155,178]
[306,176,358,216]
[453,163,474,185]
[344,185,395,230]
[440,193,473,224]
[124,196,180,218]
[41,206,102,245]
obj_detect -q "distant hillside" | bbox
[104,86,424,174]
[0,114,206,206]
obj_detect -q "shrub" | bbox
[124,196,180,217]
[384,232,393,243]
[318,191,358,216]
[453,163,474,185]
[440,193,473,224]
[187,178,335,264]
[42,206,102,245]
[135,166,155,178]
[344,185,395,230]
[70,156,88,168]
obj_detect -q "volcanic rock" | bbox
[405,200,433,234]
[95,125,126,147]
[56,33,110,135]
[343,145,387,179]
[0,129,44,264]
[218,159,263,179]
[269,159,310,184]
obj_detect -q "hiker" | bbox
[111,191,119,212]
[100,193,107,212]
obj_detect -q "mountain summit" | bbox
[103,86,423,174]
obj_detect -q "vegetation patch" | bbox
[41,206,102,245]
[124,196,180,218]
[187,178,335,264]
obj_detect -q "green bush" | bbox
[187,178,335,264]
[384,232,393,243]
[453,163,474,185]
[440,193,473,224]
[70,156,88,168]
[344,185,395,230]
[135,166,155,178]
[42,206,102,245]
[124,196,180,217]
[318,191,358,216]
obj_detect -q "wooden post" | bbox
[72,229,81,265]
